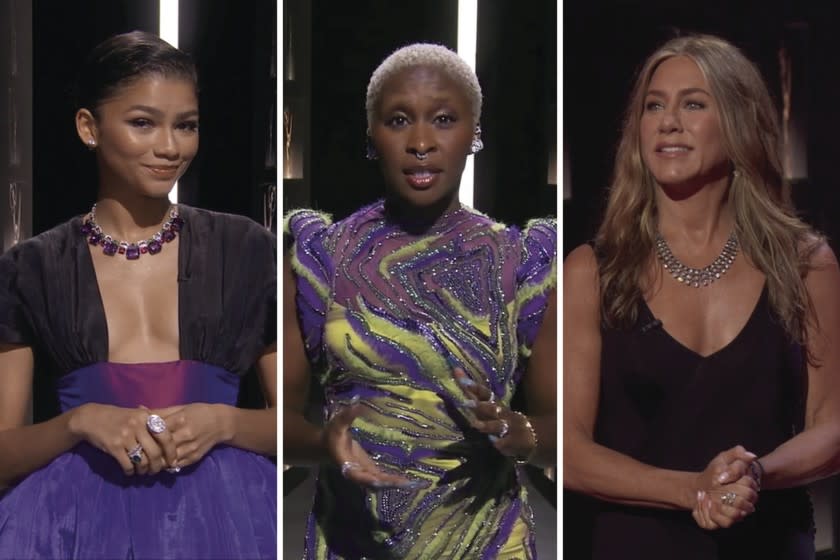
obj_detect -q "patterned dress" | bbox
[286,201,556,559]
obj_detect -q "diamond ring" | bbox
[146,414,167,434]
[127,443,144,465]
[721,491,737,507]
[340,461,359,478]
[498,419,510,439]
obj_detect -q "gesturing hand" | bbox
[453,367,537,461]
[691,446,759,530]
[151,403,233,470]
[71,403,177,476]
[322,396,419,490]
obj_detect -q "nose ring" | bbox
[415,152,428,161]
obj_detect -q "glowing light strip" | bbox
[457,0,477,207]
[160,0,179,203]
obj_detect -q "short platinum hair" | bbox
[365,43,482,130]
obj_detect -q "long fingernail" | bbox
[460,399,477,409]
[457,377,476,387]
[717,473,728,483]
[488,435,498,443]
[697,490,703,501]
[398,480,424,490]
[371,480,388,488]
[746,452,757,459]
[350,395,360,405]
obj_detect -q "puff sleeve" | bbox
[515,218,557,359]
[0,248,33,346]
[284,209,334,369]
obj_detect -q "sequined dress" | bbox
[0,205,277,559]
[287,202,556,560]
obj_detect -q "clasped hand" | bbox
[691,445,760,530]
[74,402,231,475]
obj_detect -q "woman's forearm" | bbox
[283,408,330,466]
[0,410,84,488]
[759,421,840,490]
[223,405,277,456]
[564,431,696,511]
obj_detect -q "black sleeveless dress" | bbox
[590,285,815,559]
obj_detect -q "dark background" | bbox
[32,0,276,234]
[28,0,276,421]
[564,0,840,556]
[283,0,557,228]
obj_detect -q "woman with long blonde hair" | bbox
[564,34,840,558]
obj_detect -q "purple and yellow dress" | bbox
[287,202,556,559]
[0,205,277,559]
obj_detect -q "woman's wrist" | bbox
[511,410,538,465]
[216,404,237,444]
[66,403,90,442]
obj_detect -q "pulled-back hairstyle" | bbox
[596,33,820,348]
[365,43,482,129]
[75,30,197,114]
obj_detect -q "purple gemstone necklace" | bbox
[80,204,184,260]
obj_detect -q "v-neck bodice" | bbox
[592,283,813,557]
[0,205,276,380]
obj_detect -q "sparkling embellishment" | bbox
[286,203,555,558]
[655,230,739,288]
[146,414,167,434]
[81,204,183,260]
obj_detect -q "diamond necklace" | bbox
[654,230,739,288]
[81,204,184,260]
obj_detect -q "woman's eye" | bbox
[644,101,663,111]
[685,100,705,110]
[178,120,199,132]
[130,118,153,128]
[434,114,456,125]
[386,116,408,127]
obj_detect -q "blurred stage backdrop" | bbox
[564,1,840,557]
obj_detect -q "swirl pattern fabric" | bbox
[287,202,556,559]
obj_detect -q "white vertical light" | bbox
[457,0,477,208]
[160,0,179,203]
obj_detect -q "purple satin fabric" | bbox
[0,361,276,559]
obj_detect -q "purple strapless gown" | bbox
[0,361,276,559]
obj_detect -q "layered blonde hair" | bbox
[596,33,820,346]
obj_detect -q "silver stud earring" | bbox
[87,139,97,150]
[470,125,484,154]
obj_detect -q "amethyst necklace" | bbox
[81,204,184,260]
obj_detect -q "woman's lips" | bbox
[144,165,180,179]
[403,168,440,189]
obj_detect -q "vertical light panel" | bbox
[457,0,477,208]
[160,0,179,203]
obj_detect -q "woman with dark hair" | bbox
[284,43,556,559]
[0,31,276,559]
[564,34,840,559]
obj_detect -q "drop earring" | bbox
[365,135,378,160]
[470,125,484,154]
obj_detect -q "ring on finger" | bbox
[127,443,144,465]
[721,491,737,506]
[340,461,360,478]
[146,414,167,434]
[494,405,502,417]
[498,419,510,439]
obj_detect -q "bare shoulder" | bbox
[564,244,600,289]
